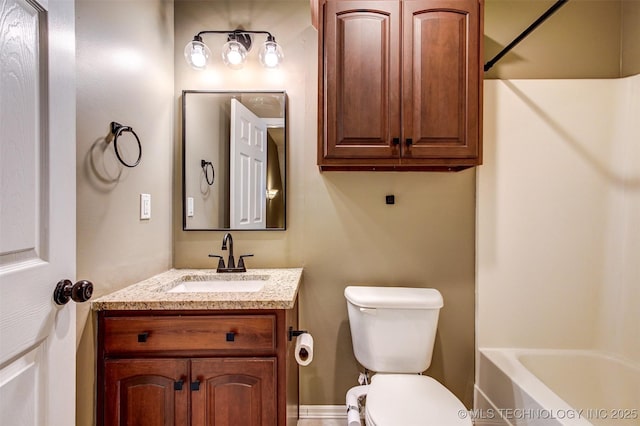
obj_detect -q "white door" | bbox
[230,98,267,229]
[0,0,77,424]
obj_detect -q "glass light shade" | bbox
[259,40,284,68]
[222,40,248,69]
[184,40,211,70]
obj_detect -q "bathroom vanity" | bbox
[92,269,302,426]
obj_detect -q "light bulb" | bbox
[259,40,284,68]
[191,46,207,68]
[222,40,247,69]
[184,39,211,70]
[227,50,242,65]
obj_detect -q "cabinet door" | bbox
[104,359,189,426]
[322,0,401,160]
[402,0,481,161]
[191,358,277,426]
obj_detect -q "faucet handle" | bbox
[238,254,253,270]
[208,254,225,270]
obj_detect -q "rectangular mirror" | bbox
[182,90,286,230]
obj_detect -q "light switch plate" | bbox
[187,197,194,217]
[140,193,151,220]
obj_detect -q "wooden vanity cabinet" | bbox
[316,0,483,171]
[96,307,298,426]
[103,359,189,425]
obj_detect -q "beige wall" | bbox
[477,75,640,363]
[75,0,174,424]
[485,0,640,79]
[174,1,476,407]
[183,93,227,229]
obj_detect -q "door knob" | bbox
[53,279,94,305]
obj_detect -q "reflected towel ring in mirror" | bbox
[201,159,214,186]
[110,122,142,168]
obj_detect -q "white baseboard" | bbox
[299,405,347,419]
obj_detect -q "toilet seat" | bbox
[365,374,472,426]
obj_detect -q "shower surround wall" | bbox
[477,74,640,362]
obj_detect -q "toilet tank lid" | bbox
[344,286,443,309]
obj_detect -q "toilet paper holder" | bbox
[288,326,308,341]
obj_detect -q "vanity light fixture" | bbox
[184,29,284,71]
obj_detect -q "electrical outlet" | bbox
[140,193,151,220]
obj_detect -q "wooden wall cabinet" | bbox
[97,308,298,426]
[316,0,483,171]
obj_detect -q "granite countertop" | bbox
[91,268,303,311]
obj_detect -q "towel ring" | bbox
[110,122,142,168]
[201,159,214,186]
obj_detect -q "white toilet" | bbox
[344,286,471,426]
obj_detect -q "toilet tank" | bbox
[344,286,444,374]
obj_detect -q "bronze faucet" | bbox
[222,232,235,268]
[208,233,253,272]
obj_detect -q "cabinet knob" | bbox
[174,379,184,391]
[405,138,413,146]
[191,380,201,391]
[226,332,236,342]
[137,332,149,343]
[392,137,400,146]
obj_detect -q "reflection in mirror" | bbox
[182,91,286,230]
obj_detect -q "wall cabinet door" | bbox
[104,359,189,426]
[402,0,480,161]
[322,0,401,160]
[191,358,277,426]
[318,0,483,170]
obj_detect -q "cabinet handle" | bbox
[392,137,400,146]
[405,138,413,146]
[137,332,149,343]
[174,379,184,391]
[190,380,200,391]
[226,332,236,342]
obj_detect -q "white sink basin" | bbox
[167,278,266,293]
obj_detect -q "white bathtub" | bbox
[475,349,640,426]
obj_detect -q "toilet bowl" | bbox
[365,374,470,426]
[344,286,471,426]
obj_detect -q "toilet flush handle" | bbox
[359,307,377,315]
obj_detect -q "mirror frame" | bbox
[182,90,287,231]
